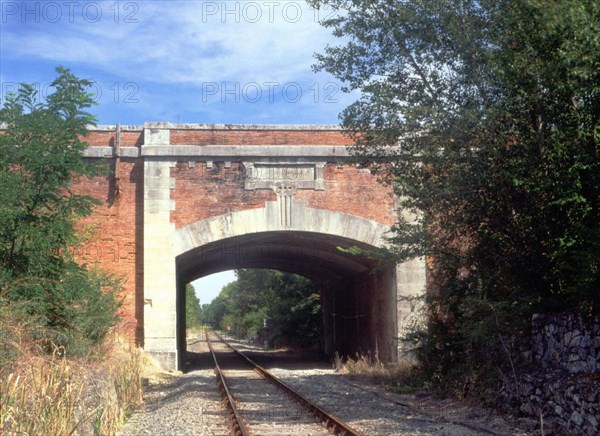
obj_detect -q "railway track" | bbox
[206,331,362,436]
[119,333,530,435]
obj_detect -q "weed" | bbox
[342,352,425,394]
[0,306,143,435]
[331,351,344,372]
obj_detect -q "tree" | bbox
[309,0,599,392]
[185,284,202,327]
[200,294,228,328]
[201,269,322,347]
[0,67,121,356]
[265,271,322,347]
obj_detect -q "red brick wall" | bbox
[170,162,276,228]
[296,164,396,226]
[72,159,143,340]
[82,130,143,147]
[170,129,353,146]
[170,161,395,229]
[2,128,143,147]
[0,127,143,338]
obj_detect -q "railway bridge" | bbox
[75,122,425,370]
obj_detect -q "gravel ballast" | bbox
[119,335,535,435]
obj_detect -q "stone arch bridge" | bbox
[75,122,425,369]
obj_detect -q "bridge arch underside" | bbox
[176,231,398,368]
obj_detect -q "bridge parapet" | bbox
[82,123,356,160]
[145,122,353,146]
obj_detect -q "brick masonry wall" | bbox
[169,161,396,229]
[20,125,397,346]
[71,158,143,340]
[295,164,396,226]
[0,127,144,339]
[170,162,276,228]
[169,128,354,146]
[84,130,143,147]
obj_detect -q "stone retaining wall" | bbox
[502,313,600,435]
[508,369,600,435]
[532,313,600,373]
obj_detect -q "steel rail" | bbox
[206,331,250,436]
[212,331,364,436]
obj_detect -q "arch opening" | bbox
[175,231,399,369]
[190,268,322,352]
[143,205,426,371]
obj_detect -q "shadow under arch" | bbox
[173,206,401,367]
[177,231,385,284]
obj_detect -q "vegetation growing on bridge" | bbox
[310,0,599,395]
[201,269,322,348]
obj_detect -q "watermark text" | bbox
[1,1,139,24]
[1,81,140,104]
[201,81,339,104]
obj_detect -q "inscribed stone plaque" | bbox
[243,162,325,190]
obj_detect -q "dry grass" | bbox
[340,352,423,394]
[1,350,88,434]
[0,324,143,435]
[88,332,144,435]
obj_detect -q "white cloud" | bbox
[3,1,336,86]
[1,1,355,123]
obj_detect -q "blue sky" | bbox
[0,0,355,125]
[0,0,353,302]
